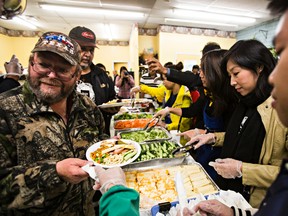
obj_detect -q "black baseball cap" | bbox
[69,26,98,48]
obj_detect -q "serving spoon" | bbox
[172,141,199,157]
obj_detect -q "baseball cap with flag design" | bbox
[31,31,81,65]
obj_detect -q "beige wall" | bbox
[1,31,236,78]
[94,45,130,75]
[0,34,130,75]
[138,35,159,56]
[0,34,38,72]
[114,62,128,73]
[129,24,139,85]
[158,32,236,67]
[136,32,236,75]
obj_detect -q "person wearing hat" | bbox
[69,26,116,136]
[0,31,110,215]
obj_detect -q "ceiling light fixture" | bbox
[39,3,145,18]
[174,4,261,18]
[101,3,146,11]
[173,9,256,24]
[165,18,238,27]
[13,16,37,30]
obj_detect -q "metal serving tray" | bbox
[113,119,153,131]
[113,112,153,121]
[124,158,220,210]
[124,139,185,167]
[123,156,186,170]
[124,158,219,191]
[118,126,172,143]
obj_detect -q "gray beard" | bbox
[27,75,75,104]
[80,63,90,70]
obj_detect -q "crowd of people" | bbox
[0,0,288,215]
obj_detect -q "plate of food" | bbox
[98,101,127,109]
[86,139,141,168]
[121,98,153,104]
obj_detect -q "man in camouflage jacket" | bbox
[0,31,108,215]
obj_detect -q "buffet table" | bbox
[106,104,251,216]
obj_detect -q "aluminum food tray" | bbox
[113,112,153,121]
[124,157,219,191]
[124,139,186,168]
[124,158,220,211]
[123,156,187,170]
[123,157,220,192]
[118,126,172,144]
[113,119,153,131]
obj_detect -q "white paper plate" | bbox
[121,98,153,104]
[86,139,141,168]
[98,102,126,109]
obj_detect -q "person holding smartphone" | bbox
[115,66,135,99]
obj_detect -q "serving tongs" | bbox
[143,116,160,132]
[130,94,136,108]
[172,141,199,157]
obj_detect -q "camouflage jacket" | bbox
[0,81,109,216]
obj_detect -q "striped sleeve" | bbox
[231,206,254,216]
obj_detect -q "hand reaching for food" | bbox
[186,133,215,149]
[130,86,141,97]
[177,129,206,142]
[153,107,170,120]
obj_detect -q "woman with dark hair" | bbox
[187,39,288,208]
[191,49,237,180]
[155,50,237,180]
[200,49,236,121]
[115,66,135,99]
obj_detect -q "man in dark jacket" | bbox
[69,26,116,135]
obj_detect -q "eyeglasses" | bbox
[30,61,76,82]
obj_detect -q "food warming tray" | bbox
[123,158,220,210]
[118,126,172,143]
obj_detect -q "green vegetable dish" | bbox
[135,141,178,162]
[120,128,169,143]
[114,112,153,121]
